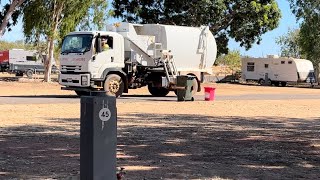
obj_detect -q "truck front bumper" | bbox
[59,73,91,87]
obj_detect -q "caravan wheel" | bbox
[15,71,23,77]
[26,69,34,79]
[281,82,287,87]
[258,79,265,85]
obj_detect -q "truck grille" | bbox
[61,65,82,72]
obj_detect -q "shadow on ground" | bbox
[0,114,319,179]
[0,76,59,82]
[0,95,78,99]
[0,76,20,82]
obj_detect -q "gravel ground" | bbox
[0,76,319,179]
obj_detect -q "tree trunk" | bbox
[316,64,320,84]
[44,39,54,82]
[43,1,64,82]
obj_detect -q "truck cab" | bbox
[59,31,126,97]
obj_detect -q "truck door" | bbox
[93,35,124,74]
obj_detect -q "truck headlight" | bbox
[81,75,88,86]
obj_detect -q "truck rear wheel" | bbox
[191,78,198,95]
[104,74,124,97]
[148,84,170,97]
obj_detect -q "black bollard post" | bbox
[80,92,117,180]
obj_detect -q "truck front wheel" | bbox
[148,84,170,97]
[104,74,124,97]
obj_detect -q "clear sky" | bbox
[229,0,299,57]
[1,0,299,58]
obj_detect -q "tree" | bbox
[112,0,281,55]
[289,0,320,80]
[276,28,304,58]
[22,0,109,82]
[78,0,112,31]
[216,50,241,74]
[0,0,25,38]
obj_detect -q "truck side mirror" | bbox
[96,34,102,53]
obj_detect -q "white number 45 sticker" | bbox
[99,108,111,122]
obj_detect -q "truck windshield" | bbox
[61,34,93,54]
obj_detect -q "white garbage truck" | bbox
[59,22,217,97]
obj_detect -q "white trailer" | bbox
[241,56,316,86]
[59,22,217,97]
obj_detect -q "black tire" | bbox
[15,72,23,77]
[281,82,287,87]
[267,79,272,85]
[258,79,265,85]
[75,91,90,96]
[148,84,170,97]
[26,69,34,79]
[104,74,124,97]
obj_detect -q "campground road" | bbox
[1,93,320,105]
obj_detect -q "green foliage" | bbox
[0,40,35,51]
[298,18,320,68]
[112,0,281,55]
[22,0,96,81]
[289,0,320,69]
[276,28,304,58]
[22,0,110,57]
[78,0,112,31]
[0,0,25,36]
[22,0,92,44]
[216,50,241,73]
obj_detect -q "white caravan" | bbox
[59,22,217,97]
[241,56,316,86]
[0,49,57,78]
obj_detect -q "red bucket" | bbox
[204,87,216,101]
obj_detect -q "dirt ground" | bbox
[0,74,320,179]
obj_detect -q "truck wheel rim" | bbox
[109,80,120,94]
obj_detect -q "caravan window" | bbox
[265,64,269,68]
[247,62,255,72]
[26,56,37,61]
[288,61,293,64]
[281,61,285,64]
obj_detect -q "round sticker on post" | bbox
[99,108,111,122]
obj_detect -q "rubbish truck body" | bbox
[59,22,217,97]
